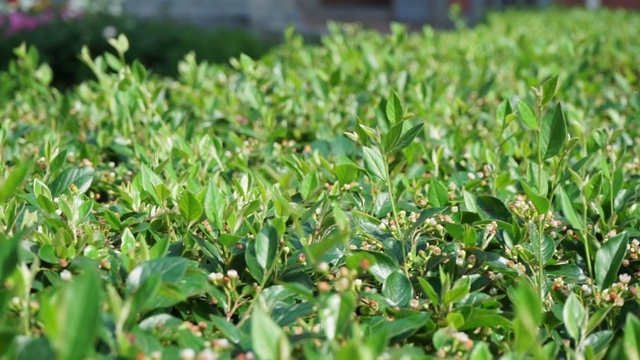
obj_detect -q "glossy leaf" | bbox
[476,196,512,222]
[428,177,449,208]
[178,191,203,224]
[513,279,542,353]
[256,225,278,275]
[352,249,400,284]
[443,276,470,304]
[543,103,568,159]
[594,232,628,289]
[204,179,225,231]
[40,267,100,360]
[624,314,640,360]
[48,166,93,197]
[520,180,550,215]
[382,120,403,154]
[563,293,586,341]
[557,185,583,230]
[518,100,537,130]
[541,75,559,106]
[385,91,403,125]
[363,146,387,183]
[382,270,413,307]
[392,123,423,152]
[0,161,31,202]
[251,300,290,360]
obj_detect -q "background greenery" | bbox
[0,13,277,88]
[1,7,640,360]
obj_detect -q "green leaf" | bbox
[333,204,350,232]
[120,227,136,254]
[476,196,512,222]
[382,121,404,154]
[583,330,613,356]
[37,194,56,213]
[594,232,628,289]
[392,123,423,152]
[543,103,568,159]
[541,75,559,106]
[512,279,542,353]
[245,241,264,283]
[463,226,478,247]
[178,191,203,224]
[520,180,550,214]
[563,293,586,341]
[126,257,192,292]
[557,186,583,230]
[363,146,387,183]
[0,231,22,316]
[305,230,346,265]
[33,178,51,200]
[463,190,478,213]
[539,235,556,265]
[256,225,278,275]
[460,308,512,331]
[354,118,371,146]
[518,100,538,130]
[127,273,162,318]
[102,208,122,231]
[210,315,244,344]
[624,314,640,360]
[7,336,55,360]
[469,341,493,360]
[319,292,356,341]
[385,91,403,125]
[352,249,400,284]
[585,306,613,335]
[140,164,162,204]
[204,179,225,231]
[428,178,449,207]
[48,166,93,197]
[373,311,429,340]
[382,270,413,307]
[418,277,440,306]
[584,172,603,201]
[446,312,464,329]
[300,170,318,200]
[497,99,513,126]
[40,267,101,360]
[334,158,361,184]
[0,161,31,202]
[443,276,470,304]
[0,228,24,284]
[38,244,59,264]
[251,299,291,360]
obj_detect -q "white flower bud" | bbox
[227,270,238,279]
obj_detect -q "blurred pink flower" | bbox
[1,8,81,36]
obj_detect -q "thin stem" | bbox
[537,218,546,300]
[536,111,546,299]
[385,163,409,277]
[582,194,594,279]
[492,117,510,196]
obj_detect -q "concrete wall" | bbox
[122,0,250,27]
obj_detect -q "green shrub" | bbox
[1,7,640,360]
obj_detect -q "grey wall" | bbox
[122,0,250,27]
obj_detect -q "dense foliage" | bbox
[1,8,640,360]
[0,13,276,88]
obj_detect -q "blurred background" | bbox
[1,0,638,88]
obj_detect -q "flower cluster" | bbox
[597,273,635,307]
